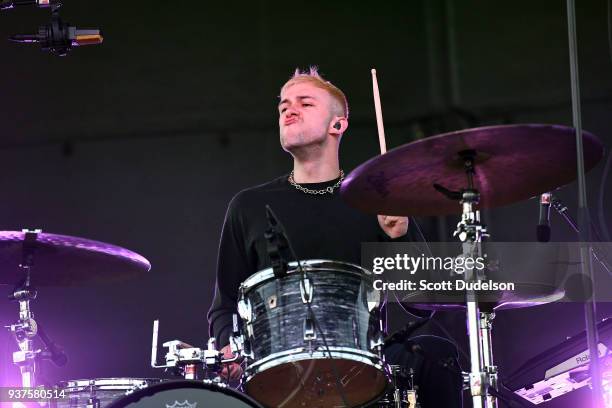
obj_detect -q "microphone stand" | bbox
[551,196,612,275]
[565,0,603,405]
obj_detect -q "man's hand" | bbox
[378,215,409,239]
[219,344,243,380]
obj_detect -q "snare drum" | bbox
[56,378,164,407]
[238,259,388,408]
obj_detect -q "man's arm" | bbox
[207,193,253,347]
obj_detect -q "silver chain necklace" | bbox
[288,170,345,195]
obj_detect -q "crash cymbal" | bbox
[0,231,150,286]
[341,124,604,216]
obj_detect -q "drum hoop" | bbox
[59,377,163,393]
[240,259,373,292]
[244,347,387,380]
[60,378,162,392]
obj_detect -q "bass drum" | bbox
[106,380,263,408]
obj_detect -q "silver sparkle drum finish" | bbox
[56,378,164,407]
[238,260,388,408]
[106,380,263,408]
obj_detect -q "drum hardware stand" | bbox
[394,366,418,408]
[6,229,66,388]
[564,0,603,404]
[151,319,244,381]
[435,150,498,408]
[550,195,612,401]
[379,365,419,408]
[8,274,39,388]
[551,195,612,275]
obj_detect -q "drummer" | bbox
[207,67,462,407]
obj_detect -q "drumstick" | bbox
[371,68,387,154]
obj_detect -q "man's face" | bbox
[278,82,335,152]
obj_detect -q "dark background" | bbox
[0,1,611,406]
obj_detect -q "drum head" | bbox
[245,355,388,407]
[107,380,262,408]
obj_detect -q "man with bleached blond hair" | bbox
[207,67,462,407]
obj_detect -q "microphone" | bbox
[537,193,552,242]
[9,12,102,56]
[0,0,59,10]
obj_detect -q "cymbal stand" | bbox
[6,230,69,387]
[436,150,497,408]
[7,230,41,387]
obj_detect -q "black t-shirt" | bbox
[207,174,403,346]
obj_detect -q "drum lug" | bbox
[86,397,101,408]
[238,298,252,323]
[366,288,381,312]
[370,333,384,354]
[242,342,254,361]
[300,277,313,304]
[303,316,317,341]
[352,316,360,348]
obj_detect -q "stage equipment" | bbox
[2,1,102,56]
[505,318,612,405]
[536,193,552,242]
[4,229,150,388]
[56,378,165,408]
[106,380,263,408]
[0,0,59,10]
[237,259,387,408]
[376,365,419,408]
[563,0,602,404]
[341,123,605,408]
[340,124,603,217]
[151,318,244,381]
[0,230,151,286]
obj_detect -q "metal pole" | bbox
[467,298,484,408]
[444,0,460,106]
[565,0,602,406]
[480,312,498,408]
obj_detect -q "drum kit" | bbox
[2,124,606,407]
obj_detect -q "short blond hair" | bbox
[280,66,349,119]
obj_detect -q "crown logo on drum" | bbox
[165,400,197,408]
